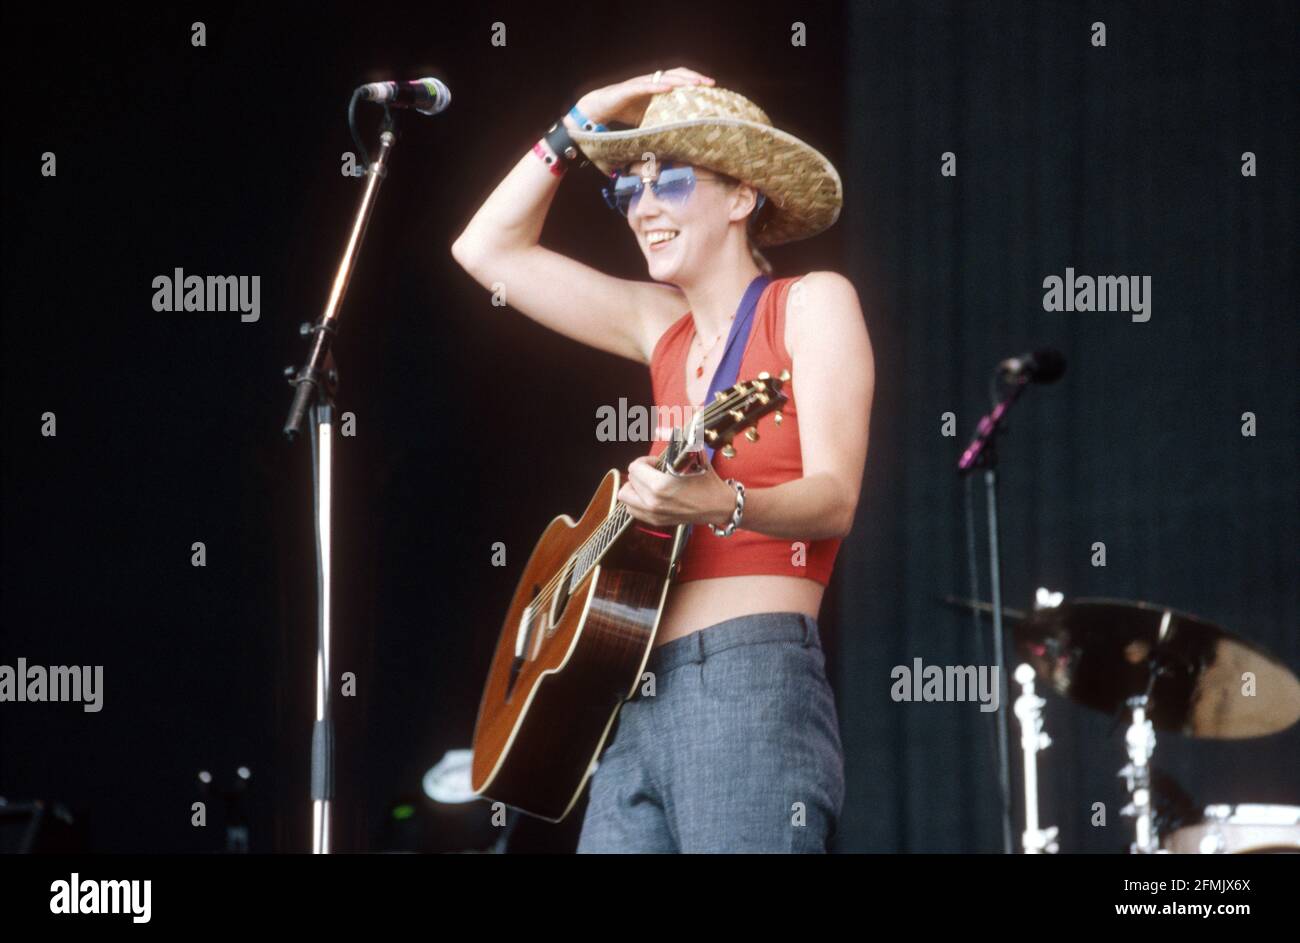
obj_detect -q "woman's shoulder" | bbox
[786,270,857,295]
[783,270,861,310]
[775,270,859,314]
[781,270,867,357]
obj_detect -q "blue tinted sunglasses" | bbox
[601,161,766,218]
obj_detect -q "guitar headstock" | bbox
[695,370,790,459]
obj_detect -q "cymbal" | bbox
[1015,598,1300,739]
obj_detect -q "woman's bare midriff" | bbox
[653,573,825,647]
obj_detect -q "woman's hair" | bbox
[713,170,773,276]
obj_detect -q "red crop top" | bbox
[646,275,842,585]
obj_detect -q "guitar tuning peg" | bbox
[705,429,718,442]
[722,444,736,459]
[778,369,791,382]
[745,427,759,442]
[773,411,784,425]
[756,393,770,405]
[757,371,771,380]
[729,409,744,422]
[714,390,727,402]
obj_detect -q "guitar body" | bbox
[470,468,686,822]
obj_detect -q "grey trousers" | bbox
[576,611,845,853]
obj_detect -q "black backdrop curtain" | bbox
[833,0,1298,852]
[1,0,1294,855]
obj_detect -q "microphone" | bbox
[997,348,1066,384]
[958,348,1067,475]
[356,78,451,116]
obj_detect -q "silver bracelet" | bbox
[708,479,745,537]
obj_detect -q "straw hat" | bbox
[568,85,842,247]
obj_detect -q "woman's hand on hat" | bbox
[573,68,714,129]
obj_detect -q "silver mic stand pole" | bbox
[283,112,398,854]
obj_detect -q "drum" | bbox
[1161,804,1300,854]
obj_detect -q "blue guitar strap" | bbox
[701,274,771,464]
[675,274,770,552]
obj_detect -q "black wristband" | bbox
[543,119,582,168]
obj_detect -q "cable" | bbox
[348,87,371,170]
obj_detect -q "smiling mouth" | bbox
[645,229,680,248]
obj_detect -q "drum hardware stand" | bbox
[282,104,399,854]
[1120,630,1175,855]
[1013,663,1058,853]
[1119,694,1160,853]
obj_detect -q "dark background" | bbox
[1,0,1295,853]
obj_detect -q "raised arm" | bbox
[451,69,715,364]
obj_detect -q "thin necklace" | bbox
[691,312,735,379]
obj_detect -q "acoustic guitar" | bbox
[470,371,789,821]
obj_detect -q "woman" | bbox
[452,67,874,852]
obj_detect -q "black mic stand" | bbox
[957,375,1030,854]
[282,105,398,854]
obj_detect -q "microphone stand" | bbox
[283,108,398,854]
[957,375,1029,855]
